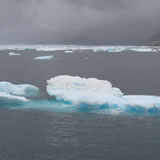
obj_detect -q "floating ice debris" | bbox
[34,56,53,60]
[0,82,39,98]
[0,82,39,105]
[93,46,126,53]
[9,52,21,56]
[130,47,157,52]
[64,50,74,53]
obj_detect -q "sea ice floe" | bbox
[0,82,39,98]
[0,82,39,105]
[8,52,21,56]
[34,56,54,60]
[47,75,123,105]
[93,46,126,53]
[47,75,160,114]
[64,50,74,53]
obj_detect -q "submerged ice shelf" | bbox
[0,76,160,115]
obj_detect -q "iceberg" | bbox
[46,76,160,114]
[8,52,21,56]
[47,75,123,105]
[34,56,54,60]
[0,82,39,105]
[0,82,39,106]
[0,82,39,98]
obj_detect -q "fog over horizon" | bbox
[0,0,160,45]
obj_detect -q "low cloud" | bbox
[0,0,159,44]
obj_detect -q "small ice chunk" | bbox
[34,56,53,60]
[9,52,21,56]
[64,50,74,53]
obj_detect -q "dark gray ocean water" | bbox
[0,49,160,159]
[1,110,160,160]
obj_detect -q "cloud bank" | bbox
[0,0,160,44]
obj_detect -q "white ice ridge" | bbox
[34,55,53,60]
[0,82,39,104]
[47,76,160,110]
[8,52,21,56]
[0,45,160,53]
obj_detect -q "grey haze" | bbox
[0,0,160,44]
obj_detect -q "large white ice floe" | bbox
[34,55,53,60]
[47,76,160,114]
[0,82,39,105]
[8,52,21,56]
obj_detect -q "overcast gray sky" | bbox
[0,0,160,44]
